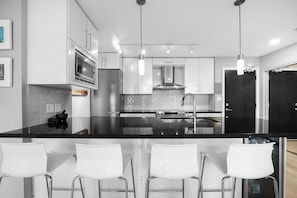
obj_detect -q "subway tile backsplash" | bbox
[28,85,72,126]
[122,90,213,111]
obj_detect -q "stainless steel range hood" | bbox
[153,66,185,90]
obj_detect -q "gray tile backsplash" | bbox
[122,90,213,111]
[28,85,72,126]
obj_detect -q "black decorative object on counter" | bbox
[48,110,68,127]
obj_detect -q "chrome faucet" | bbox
[181,93,197,133]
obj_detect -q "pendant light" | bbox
[234,0,245,76]
[137,0,145,76]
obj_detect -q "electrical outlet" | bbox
[46,104,54,113]
[55,104,62,112]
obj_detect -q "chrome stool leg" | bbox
[98,180,101,198]
[79,177,85,198]
[266,176,279,198]
[182,179,185,198]
[145,176,156,198]
[71,176,79,198]
[118,177,129,198]
[191,176,203,198]
[131,158,136,198]
[232,178,236,198]
[222,175,232,198]
[0,175,8,187]
[45,174,52,198]
[71,176,85,198]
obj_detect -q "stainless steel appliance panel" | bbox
[91,69,122,117]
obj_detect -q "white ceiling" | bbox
[77,0,297,57]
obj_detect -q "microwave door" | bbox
[75,52,95,81]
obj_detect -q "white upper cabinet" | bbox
[99,53,122,69]
[122,58,152,94]
[68,0,98,59]
[86,18,98,58]
[68,0,86,50]
[153,58,185,66]
[27,0,98,89]
[185,58,214,94]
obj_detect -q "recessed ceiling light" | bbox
[269,38,281,45]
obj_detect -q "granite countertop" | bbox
[120,109,222,114]
[1,116,296,138]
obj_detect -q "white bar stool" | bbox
[0,142,52,198]
[146,144,203,198]
[222,143,278,198]
[70,144,131,198]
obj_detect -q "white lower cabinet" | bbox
[122,58,153,94]
[185,58,214,94]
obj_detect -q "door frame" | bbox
[222,67,260,120]
[263,61,297,120]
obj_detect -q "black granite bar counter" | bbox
[1,116,297,138]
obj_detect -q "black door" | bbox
[269,71,297,133]
[225,70,256,133]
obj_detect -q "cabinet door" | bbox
[123,58,138,94]
[138,58,153,94]
[153,58,185,66]
[185,58,200,93]
[68,0,86,49]
[199,58,214,94]
[86,19,98,59]
[100,53,121,69]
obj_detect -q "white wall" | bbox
[72,94,91,117]
[0,0,27,132]
[260,43,297,71]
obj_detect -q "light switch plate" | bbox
[46,104,54,113]
[55,104,62,112]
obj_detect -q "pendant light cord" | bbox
[140,5,143,53]
[239,4,242,56]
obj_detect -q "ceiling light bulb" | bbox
[190,49,194,54]
[138,54,145,76]
[269,38,281,45]
[166,45,170,54]
[141,49,146,55]
[237,55,245,75]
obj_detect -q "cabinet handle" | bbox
[85,29,88,49]
[88,33,92,50]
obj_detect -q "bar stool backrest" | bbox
[227,143,275,179]
[75,144,123,180]
[150,144,199,179]
[0,143,47,178]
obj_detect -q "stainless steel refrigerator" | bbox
[91,69,123,117]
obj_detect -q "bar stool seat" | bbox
[0,142,52,198]
[222,143,278,198]
[146,144,203,198]
[71,144,134,198]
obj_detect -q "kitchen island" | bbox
[0,116,290,198]
[1,116,295,138]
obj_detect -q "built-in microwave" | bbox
[74,49,96,84]
[68,40,97,89]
